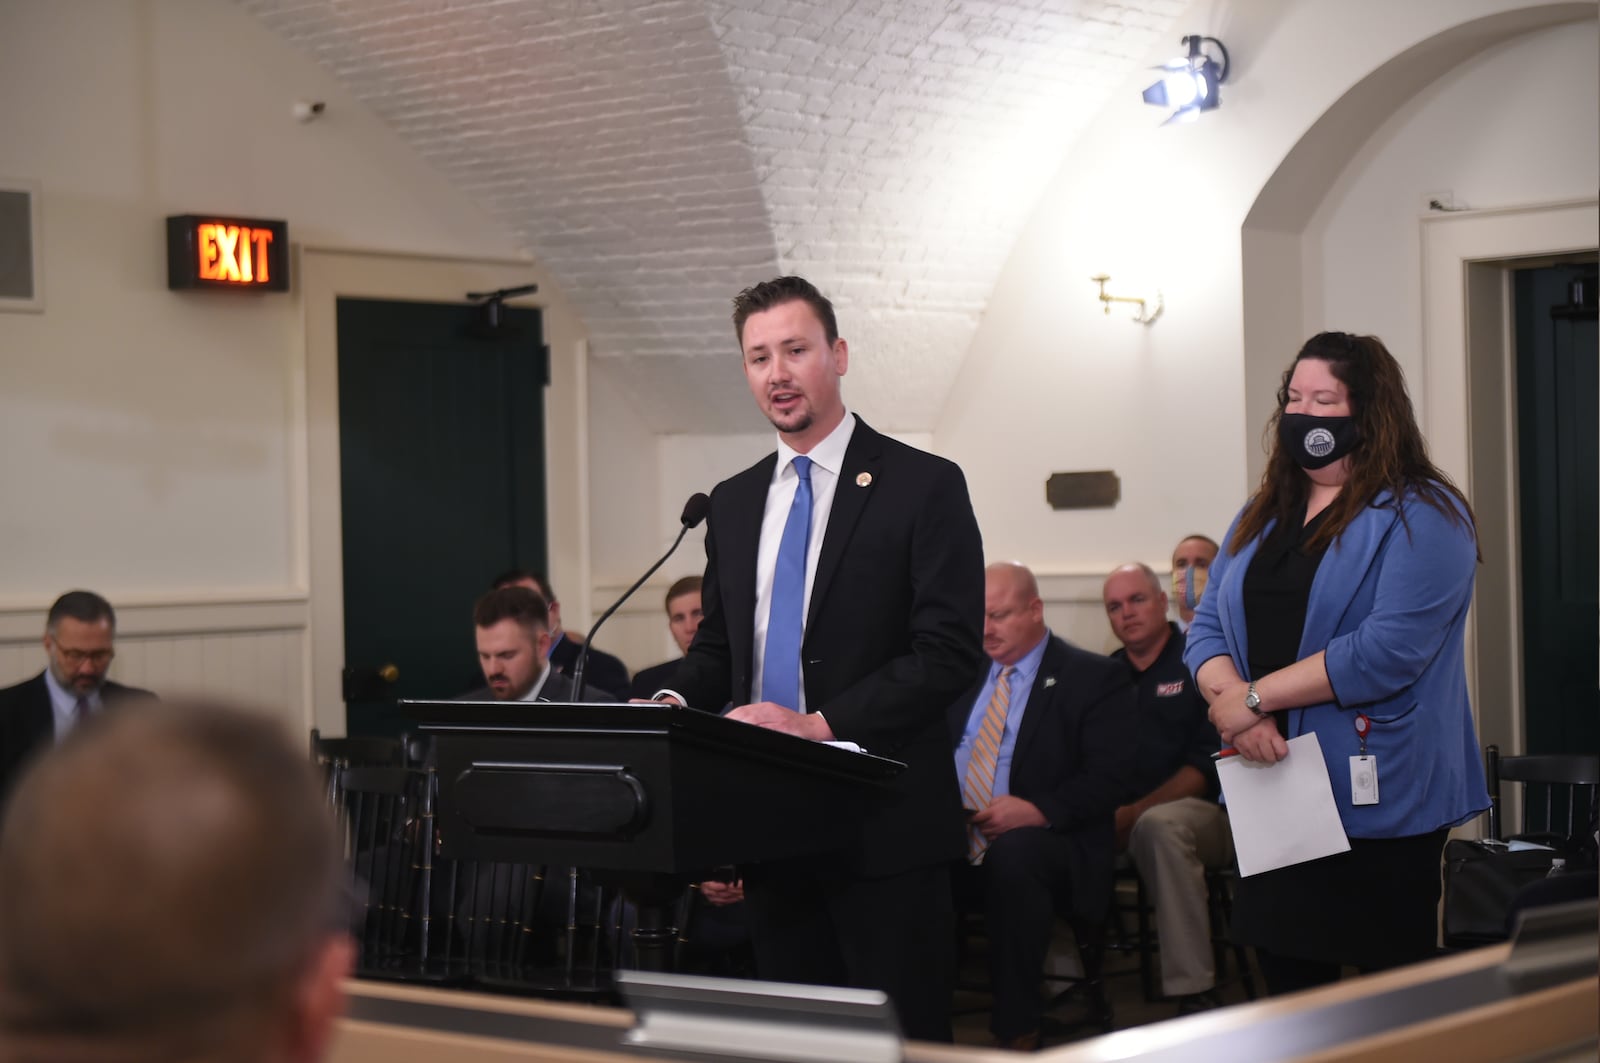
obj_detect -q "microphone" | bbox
[571,492,710,701]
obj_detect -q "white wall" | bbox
[1305,20,1599,362]
[589,425,771,674]
[932,0,1593,648]
[0,0,562,727]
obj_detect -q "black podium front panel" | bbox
[401,701,904,875]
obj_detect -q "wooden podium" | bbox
[400,700,906,970]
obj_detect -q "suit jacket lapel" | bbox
[723,455,777,648]
[810,417,882,619]
[948,677,985,740]
[1011,637,1062,768]
[24,673,53,747]
[1299,492,1399,656]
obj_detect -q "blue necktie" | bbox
[761,455,813,711]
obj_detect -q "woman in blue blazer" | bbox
[1185,331,1488,994]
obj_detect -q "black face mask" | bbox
[1278,413,1360,470]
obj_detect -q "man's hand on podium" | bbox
[728,702,835,742]
[698,879,745,906]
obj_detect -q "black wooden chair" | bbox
[1443,746,1600,949]
[451,860,621,1001]
[1485,746,1600,848]
[310,727,406,768]
[334,762,452,982]
[1040,916,1115,1036]
[955,909,1115,1039]
[1109,860,1256,1004]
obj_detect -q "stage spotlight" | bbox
[1142,35,1229,125]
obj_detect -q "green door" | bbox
[336,297,548,735]
[1513,263,1598,769]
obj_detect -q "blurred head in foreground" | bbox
[0,701,353,1063]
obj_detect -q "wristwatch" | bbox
[1244,683,1265,716]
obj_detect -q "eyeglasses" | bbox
[56,648,114,666]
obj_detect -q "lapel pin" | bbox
[856,472,873,487]
[1044,677,1057,688]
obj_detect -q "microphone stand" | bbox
[571,520,699,702]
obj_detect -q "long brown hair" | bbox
[1231,332,1478,557]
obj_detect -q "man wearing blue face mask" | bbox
[1170,535,1219,632]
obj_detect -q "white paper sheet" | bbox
[1217,732,1350,876]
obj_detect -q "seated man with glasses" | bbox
[0,590,155,809]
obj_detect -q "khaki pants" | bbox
[1128,798,1234,996]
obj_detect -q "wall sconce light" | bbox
[1141,35,1230,125]
[1091,274,1163,325]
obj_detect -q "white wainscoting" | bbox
[1036,570,1124,657]
[0,596,312,734]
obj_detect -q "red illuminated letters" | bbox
[196,223,274,285]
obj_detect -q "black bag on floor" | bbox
[1442,840,1557,947]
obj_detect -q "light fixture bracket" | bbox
[1091,274,1163,326]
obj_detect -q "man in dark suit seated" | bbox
[0,700,353,1063]
[492,569,630,700]
[456,586,609,966]
[950,562,1138,1051]
[624,574,750,968]
[629,575,704,699]
[461,587,610,704]
[0,590,155,809]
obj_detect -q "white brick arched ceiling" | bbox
[236,0,1186,433]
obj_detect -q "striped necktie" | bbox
[760,455,813,711]
[74,696,91,726]
[961,666,1014,864]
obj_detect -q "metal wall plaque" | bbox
[1046,470,1120,510]
[0,181,42,311]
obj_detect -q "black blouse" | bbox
[1242,502,1332,737]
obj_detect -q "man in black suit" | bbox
[629,575,704,699]
[462,587,609,703]
[660,276,985,1042]
[0,591,155,807]
[950,562,1138,1050]
[456,587,606,957]
[493,570,630,700]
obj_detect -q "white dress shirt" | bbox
[44,668,100,741]
[519,660,553,701]
[749,410,857,713]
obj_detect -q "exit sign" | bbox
[166,214,289,291]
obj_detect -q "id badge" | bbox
[1350,756,1379,805]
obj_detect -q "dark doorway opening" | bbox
[336,297,549,735]
[1513,261,1598,768]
